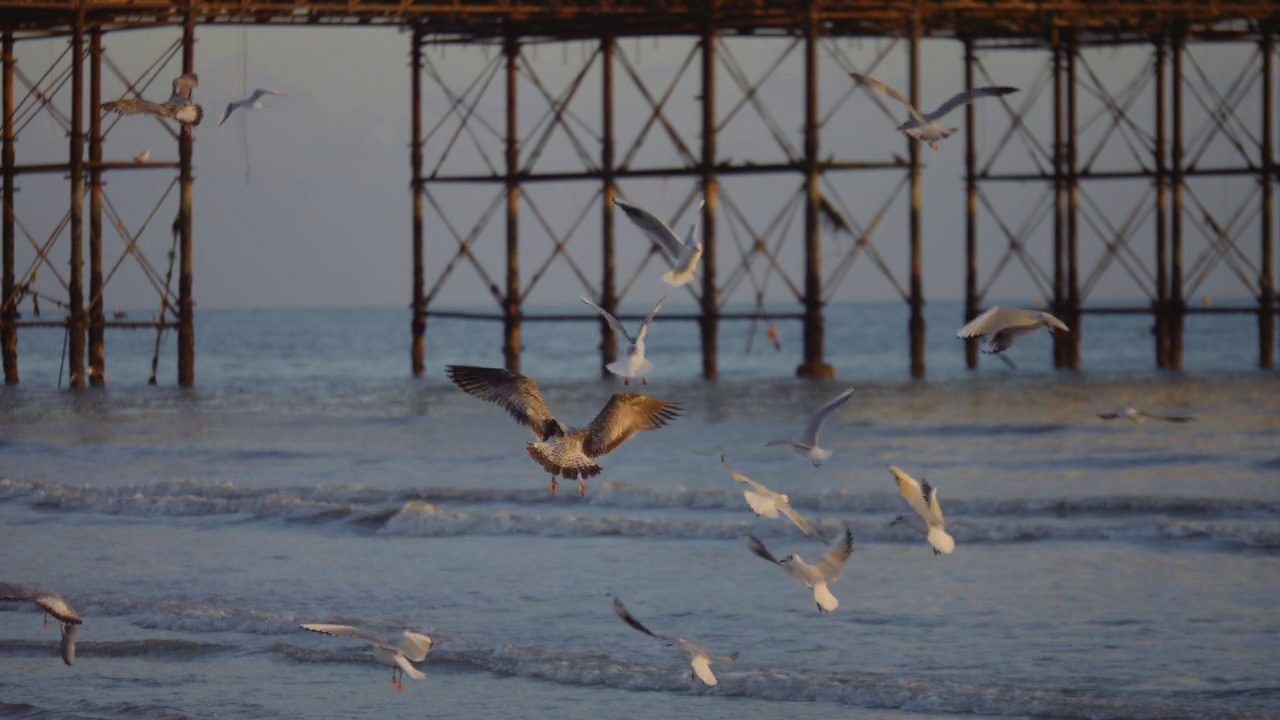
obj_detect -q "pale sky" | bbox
[7,26,1271,314]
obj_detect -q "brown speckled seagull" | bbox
[1,582,82,666]
[101,73,204,135]
[446,365,681,496]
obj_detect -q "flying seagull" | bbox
[581,294,666,386]
[1098,407,1195,423]
[218,88,286,127]
[0,583,82,666]
[610,595,738,687]
[614,198,703,287]
[765,387,856,466]
[851,73,1017,150]
[100,73,204,134]
[888,466,955,555]
[748,527,854,613]
[446,365,681,496]
[301,624,433,691]
[956,307,1069,355]
[721,453,816,537]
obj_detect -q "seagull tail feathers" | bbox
[525,442,602,480]
[928,528,956,555]
[813,584,839,612]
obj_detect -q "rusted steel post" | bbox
[2,30,16,384]
[1154,38,1170,368]
[797,8,832,379]
[1259,33,1274,368]
[699,25,719,380]
[962,36,979,369]
[68,8,86,388]
[88,26,104,386]
[1170,35,1185,370]
[503,35,521,373]
[1065,35,1081,369]
[1052,38,1067,368]
[907,21,925,378]
[410,27,426,377]
[176,12,196,386]
[599,34,618,378]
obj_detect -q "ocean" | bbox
[1,302,1277,720]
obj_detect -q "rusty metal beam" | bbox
[1,30,15,384]
[67,7,85,388]
[907,19,924,379]
[963,35,978,369]
[410,25,425,377]
[797,7,831,379]
[599,33,618,378]
[1065,33,1081,369]
[502,34,520,372]
[1170,34,1185,369]
[1259,32,1274,368]
[699,25,718,380]
[88,24,103,385]
[177,7,194,386]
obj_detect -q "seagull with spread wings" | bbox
[1098,407,1195,423]
[851,72,1017,150]
[956,306,1069,355]
[218,88,286,126]
[765,388,856,466]
[100,73,204,133]
[446,365,681,496]
[581,294,666,386]
[301,624,433,691]
[888,466,955,555]
[610,595,738,687]
[720,453,816,537]
[748,528,854,613]
[1,582,82,666]
[614,198,703,287]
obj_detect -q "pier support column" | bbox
[503,35,521,373]
[962,37,979,369]
[1065,35,1081,369]
[600,34,618,378]
[1260,33,1275,368]
[699,26,719,380]
[1154,38,1171,368]
[797,8,832,379]
[1170,35,1185,370]
[88,27,104,386]
[177,12,196,386]
[68,12,86,388]
[907,21,925,379]
[410,27,426,377]
[2,30,16,384]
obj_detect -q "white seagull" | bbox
[851,73,1017,150]
[1098,407,1195,423]
[720,453,816,537]
[1,582,82,666]
[218,88,286,127]
[581,294,666,386]
[101,73,203,133]
[748,528,854,613]
[765,388,856,466]
[956,306,1069,355]
[614,198,703,287]
[888,466,955,555]
[446,365,681,496]
[301,624,433,691]
[610,595,737,687]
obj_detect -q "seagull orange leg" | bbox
[549,476,559,495]
[578,480,586,496]
[641,377,647,386]
[623,378,630,386]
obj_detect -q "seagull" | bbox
[888,466,955,555]
[1098,407,1195,423]
[956,307,1069,355]
[748,527,854,613]
[301,624,433,691]
[610,595,737,687]
[446,365,681,496]
[614,198,703,287]
[720,453,816,537]
[851,73,1017,150]
[132,150,150,163]
[0,583,82,666]
[100,73,204,133]
[765,387,856,466]
[581,293,666,386]
[218,88,286,127]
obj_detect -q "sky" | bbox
[6,25,1275,315]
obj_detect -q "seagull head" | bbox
[778,493,790,504]
[889,515,906,527]
[780,554,800,566]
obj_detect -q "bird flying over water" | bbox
[765,387,856,466]
[100,73,204,133]
[721,453,815,537]
[1098,407,1194,423]
[614,198,703,287]
[851,73,1017,150]
[956,307,1069,355]
[610,595,738,687]
[446,365,681,496]
[748,527,854,613]
[888,466,955,555]
[301,624,433,691]
[218,88,286,126]
[581,294,666,386]
[1,582,82,666]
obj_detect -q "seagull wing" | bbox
[779,505,816,537]
[851,73,926,124]
[814,527,854,581]
[60,622,77,666]
[33,593,81,625]
[397,631,434,662]
[721,453,772,496]
[920,479,946,526]
[301,623,389,649]
[581,296,633,345]
[747,534,782,565]
[636,295,666,343]
[446,365,564,441]
[1139,410,1195,423]
[614,198,683,260]
[611,596,674,643]
[168,73,199,103]
[800,388,856,447]
[101,98,173,118]
[681,201,705,250]
[217,102,241,127]
[581,393,681,458]
[890,465,934,522]
[391,651,427,680]
[926,86,1018,121]
[249,88,286,102]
